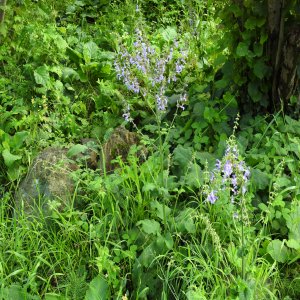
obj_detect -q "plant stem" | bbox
[241,199,245,281]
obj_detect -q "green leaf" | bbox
[245,16,265,29]
[2,149,22,167]
[137,219,161,235]
[0,285,39,300]
[253,59,269,79]
[286,203,300,242]
[251,169,269,190]
[175,208,196,234]
[62,67,80,82]
[236,42,249,57]
[11,131,29,149]
[267,239,289,263]
[83,41,99,63]
[258,203,268,212]
[150,200,171,220]
[287,239,300,250]
[248,81,263,102]
[164,232,174,250]
[67,144,88,158]
[260,31,268,44]
[85,275,109,300]
[34,65,50,88]
[66,47,83,65]
[186,287,207,300]
[45,294,68,300]
[142,182,157,193]
[253,43,263,57]
[160,26,177,42]
[172,145,193,169]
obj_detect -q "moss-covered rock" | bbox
[14,147,78,217]
[99,126,147,173]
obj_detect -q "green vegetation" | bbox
[0,0,299,299]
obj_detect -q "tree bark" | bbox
[267,0,285,110]
[278,26,300,106]
[0,0,7,24]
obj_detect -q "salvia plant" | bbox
[204,117,251,280]
[114,28,188,122]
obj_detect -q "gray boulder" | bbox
[15,147,78,217]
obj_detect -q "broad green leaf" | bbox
[248,81,263,102]
[67,144,88,158]
[83,41,99,63]
[164,232,174,250]
[2,149,22,167]
[142,183,157,193]
[7,165,21,181]
[62,67,80,82]
[287,239,300,250]
[236,42,249,57]
[0,285,39,300]
[258,203,268,212]
[66,47,83,65]
[160,26,177,42]
[253,43,263,57]
[286,203,300,242]
[98,51,115,61]
[253,59,269,79]
[172,145,193,169]
[138,242,157,267]
[85,275,109,300]
[275,176,291,188]
[245,16,265,29]
[53,34,68,51]
[49,66,63,77]
[175,208,196,234]
[267,239,289,263]
[34,65,50,88]
[184,163,203,187]
[137,219,161,235]
[186,287,207,300]
[260,31,268,44]
[11,131,29,149]
[150,200,171,220]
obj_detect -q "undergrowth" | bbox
[0,0,299,299]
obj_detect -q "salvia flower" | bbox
[206,137,250,205]
[114,28,189,119]
[207,190,218,204]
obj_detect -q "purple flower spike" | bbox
[215,159,222,170]
[243,168,250,181]
[223,160,233,177]
[231,174,238,189]
[242,185,247,195]
[207,190,218,204]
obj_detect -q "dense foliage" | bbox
[0,0,299,299]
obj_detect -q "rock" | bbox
[79,138,98,169]
[14,147,78,217]
[14,127,147,217]
[99,126,147,173]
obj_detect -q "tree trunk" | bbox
[278,26,300,107]
[0,0,7,24]
[267,0,285,110]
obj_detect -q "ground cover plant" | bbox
[0,0,300,299]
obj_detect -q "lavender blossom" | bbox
[207,190,218,204]
[223,160,233,178]
[122,104,131,122]
[215,159,221,170]
[114,28,188,114]
[177,93,188,110]
[205,138,251,207]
